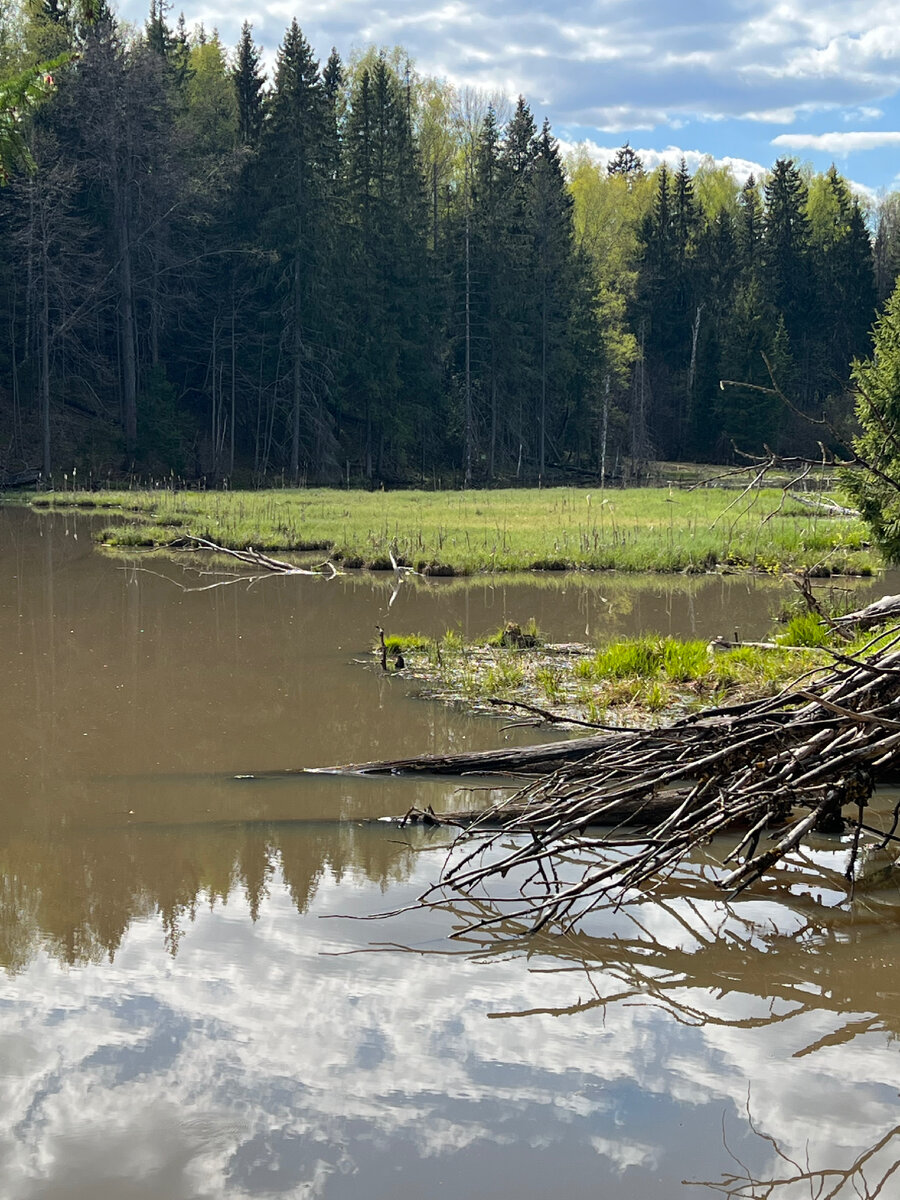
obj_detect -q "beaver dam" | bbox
[323,594,900,936]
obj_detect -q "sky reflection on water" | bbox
[2,849,899,1200]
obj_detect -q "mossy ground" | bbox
[31,483,878,575]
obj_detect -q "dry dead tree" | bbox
[372,616,900,936]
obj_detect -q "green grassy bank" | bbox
[31,484,877,575]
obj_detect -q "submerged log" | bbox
[312,731,622,778]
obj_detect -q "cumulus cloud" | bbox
[103,0,900,188]
[772,130,900,152]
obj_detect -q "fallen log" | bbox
[789,491,860,517]
[392,791,708,830]
[834,592,900,630]
[170,534,339,577]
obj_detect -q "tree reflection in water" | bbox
[693,1102,900,1198]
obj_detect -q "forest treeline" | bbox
[1,0,899,485]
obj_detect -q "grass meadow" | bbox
[32,484,877,575]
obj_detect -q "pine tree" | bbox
[145,0,173,58]
[530,118,576,476]
[467,104,511,478]
[763,159,812,342]
[843,279,900,560]
[810,166,875,384]
[736,174,763,274]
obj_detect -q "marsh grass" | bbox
[32,484,878,575]
[777,612,833,647]
[382,621,893,725]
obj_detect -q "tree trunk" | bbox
[40,222,51,482]
[114,164,138,457]
[291,255,302,486]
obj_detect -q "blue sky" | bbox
[118,0,900,196]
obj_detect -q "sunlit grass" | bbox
[31,484,878,575]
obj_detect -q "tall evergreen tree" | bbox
[344,57,434,479]
[810,166,875,378]
[232,21,263,148]
[763,160,812,359]
[257,20,334,482]
[736,175,763,273]
[530,118,577,476]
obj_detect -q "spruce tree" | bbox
[736,174,763,273]
[467,105,511,477]
[530,118,576,476]
[811,166,875,385]
[233,21,264,148]
[763,160,812,350]
[607,142,644,185]
[344,57,433,479]
[258,20,334,482]
[844,279,900,560]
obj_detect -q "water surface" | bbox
[1,505,898,1200]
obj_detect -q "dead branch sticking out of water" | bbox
[391,630,900,934]
[171,535,339,577]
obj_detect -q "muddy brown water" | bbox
[1,504,899,1200]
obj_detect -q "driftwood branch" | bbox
[171,534,339,577]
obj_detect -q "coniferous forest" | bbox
[1,1,897,486]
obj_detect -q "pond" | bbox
[1,504,898,1199]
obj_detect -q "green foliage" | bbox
[844,281,900,561]
[0,59,62,182]
[485,619,542,648]
[381,632,433,653]
[232,21,263,147]
[135,366,187,472]
[183,32,237,159]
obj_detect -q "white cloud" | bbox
[561,141,767,187]
[110,0,900,135]
[772,130,900,152]
[744,107,799,124]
